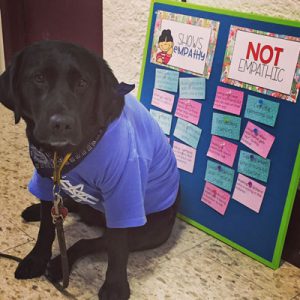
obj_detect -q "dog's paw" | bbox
[98,280,130,300]
[45,255,63,283]
[15,254,48,279]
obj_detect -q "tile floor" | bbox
[1,108,300,300]
[1,210,300,299]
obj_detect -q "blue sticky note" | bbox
[211,113,241,140]
[150,109,172,135]
[205,160,235,192]
[245,95,280,127]
[154,68,179,93]
[179,77,206,99]
[174,118,202,149]
[238,150,271,183]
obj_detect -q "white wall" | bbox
[103,0,300,94]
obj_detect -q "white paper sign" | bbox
[159,19,211,76]
[228,30,300,95]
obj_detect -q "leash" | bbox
[51,151,72,289]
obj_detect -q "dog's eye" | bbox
[77,79,88,89]
[34,73,45,83]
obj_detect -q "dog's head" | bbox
[0,40,124,153]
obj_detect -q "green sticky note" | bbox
[205,160,235,192]
[211,113,241,140]
[154,68,179,93]
[179,77,206,99]
[150,109,172,135]
[245,95,280,127]
[174,118,202,149]
[238,150,271,183]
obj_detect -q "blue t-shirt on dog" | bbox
[28,94,180,228]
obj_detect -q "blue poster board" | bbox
[138,0,300,269]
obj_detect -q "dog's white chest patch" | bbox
[60,179,99,205]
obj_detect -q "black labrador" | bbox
[0,41,180,300]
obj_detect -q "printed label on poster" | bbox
[232,173,266,213]
[151,11,220,78]
[201,181,231,215]
[221,26,300,102]
[175,98,202,125]
[207,135,238,167]
[173,141,196,173]
[241,121,275,158]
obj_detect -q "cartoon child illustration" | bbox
[156,29,174,65]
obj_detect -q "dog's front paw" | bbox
[98,280,130,300]
[15,254,49,279]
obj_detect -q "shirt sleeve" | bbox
[97,154,149,229]
[28,169,54,201]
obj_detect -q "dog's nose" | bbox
[49,114,74,136]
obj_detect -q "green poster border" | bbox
[138,0,300,269]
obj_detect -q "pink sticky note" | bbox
[241,121,275,158]
[173,141,196,173]
[151,89,175,112]
[175,98,202,125]
[207,135,238,167]
[213,86,244,116]
[232,174,266,213]
[201,181,230,215]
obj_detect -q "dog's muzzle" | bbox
[34,113,81,148]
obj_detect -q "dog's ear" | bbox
[95,57,127,127]
[0,52,23,124]
[117,82,135,96]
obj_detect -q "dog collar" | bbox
[29,125,105,178]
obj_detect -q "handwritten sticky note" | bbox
[245,95,280,127]
[213,86,244,115]
[207,135,238,167]
[238,150,271,183]
[179,77,206,99]
[151,89,175,112]
[150,109,172,135]
[173,141,196,173]
[205,160,235,192]
[174,118,202,149]
[241,121,275,158]
[232,173,266,213]
[211,113,241,140]
[154,68,179,93]
[175,99,202,125]
[201,181,231,215]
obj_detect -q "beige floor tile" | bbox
[127,219,212,276]
[128,245,285,300]
[4,242,102,300]
[199,239,300,299]
[1,219,300,300]
[0,215,33,252]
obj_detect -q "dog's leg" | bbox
[99,228,130,300]
[46,228,130,300]
[46,236,106,281]
[15,201,55,278]
[48,191,179,299]
[21,196,79,222]
[21,203,41,222]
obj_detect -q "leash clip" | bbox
[51,192,68,224]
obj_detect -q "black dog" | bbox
[0,41,180,300]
